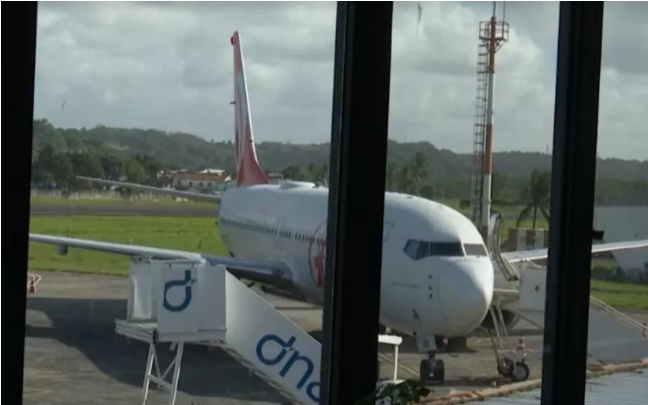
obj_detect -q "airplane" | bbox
[29,31,648,385]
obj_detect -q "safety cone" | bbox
[28,277,36,294]
[516,337,525,352]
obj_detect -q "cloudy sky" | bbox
[35,1,647,160]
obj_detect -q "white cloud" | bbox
[34,1,647,160]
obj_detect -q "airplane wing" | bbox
[501,239,648,263]
[29,233,296,291]
[76,176,222,203]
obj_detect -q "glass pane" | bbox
[28,2,338,405]
[583,3,648,403]
[431,242,464,257]
[404,239,421,260]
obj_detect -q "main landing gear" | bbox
[419,353,445,385]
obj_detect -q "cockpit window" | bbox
[403,239,465,260]
[403,239,420,260]
[433,242,465,256]
[464,243,488,257]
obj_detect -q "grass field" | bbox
[29,216,225,274]
[29,215,645,311]
[31,195,215,207]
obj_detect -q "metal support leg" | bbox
[142,344,155,405]
[168,343,184,405]
[141,341,185,405]
[392,345,399,381]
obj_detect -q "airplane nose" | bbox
[440,262,493,335]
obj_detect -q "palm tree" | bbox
[409,152,431,186]
[516,169,551,229]
[385,162,398,191]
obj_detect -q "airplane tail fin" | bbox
[231,31,270,187]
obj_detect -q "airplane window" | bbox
[463,243,487,256]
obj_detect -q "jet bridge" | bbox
[119,256,404,405]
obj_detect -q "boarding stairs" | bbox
[484,214,648,374]
[118,256,404,405]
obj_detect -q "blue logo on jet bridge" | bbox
[256,334,320,403]
[163,269,196,312]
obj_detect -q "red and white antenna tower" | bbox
[469,1,509,247]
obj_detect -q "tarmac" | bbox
[23,271,551,405]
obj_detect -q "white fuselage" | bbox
[218,181,494,338]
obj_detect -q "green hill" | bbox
[31,118,647,205]
[32,118,647,181]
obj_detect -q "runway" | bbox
[30,203,218,217]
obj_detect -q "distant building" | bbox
[173,171,231,189]
[199,168,227,175]
[267,171,284,184]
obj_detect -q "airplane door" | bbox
[274,219,287,253]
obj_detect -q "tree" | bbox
[282,165,304,181]
[419,184,436,199]
[29,119,647,202]
[120,158,146,184]
[31,167,54,186]
[409,152,431,183]
[385,162,398,191]
[100,155,122,181]
[134,154,161,184]
[69,152,104,189]
[516,169,551,228]
[406,152,432,195]
[37,147,73,187]
[396,165,417,195]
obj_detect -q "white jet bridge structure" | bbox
[117,257,405,405]
[484,213,648,379]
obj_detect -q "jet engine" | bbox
[55,244,69,256]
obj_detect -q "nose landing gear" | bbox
[419,354,445,385]
[415,335,446,385]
